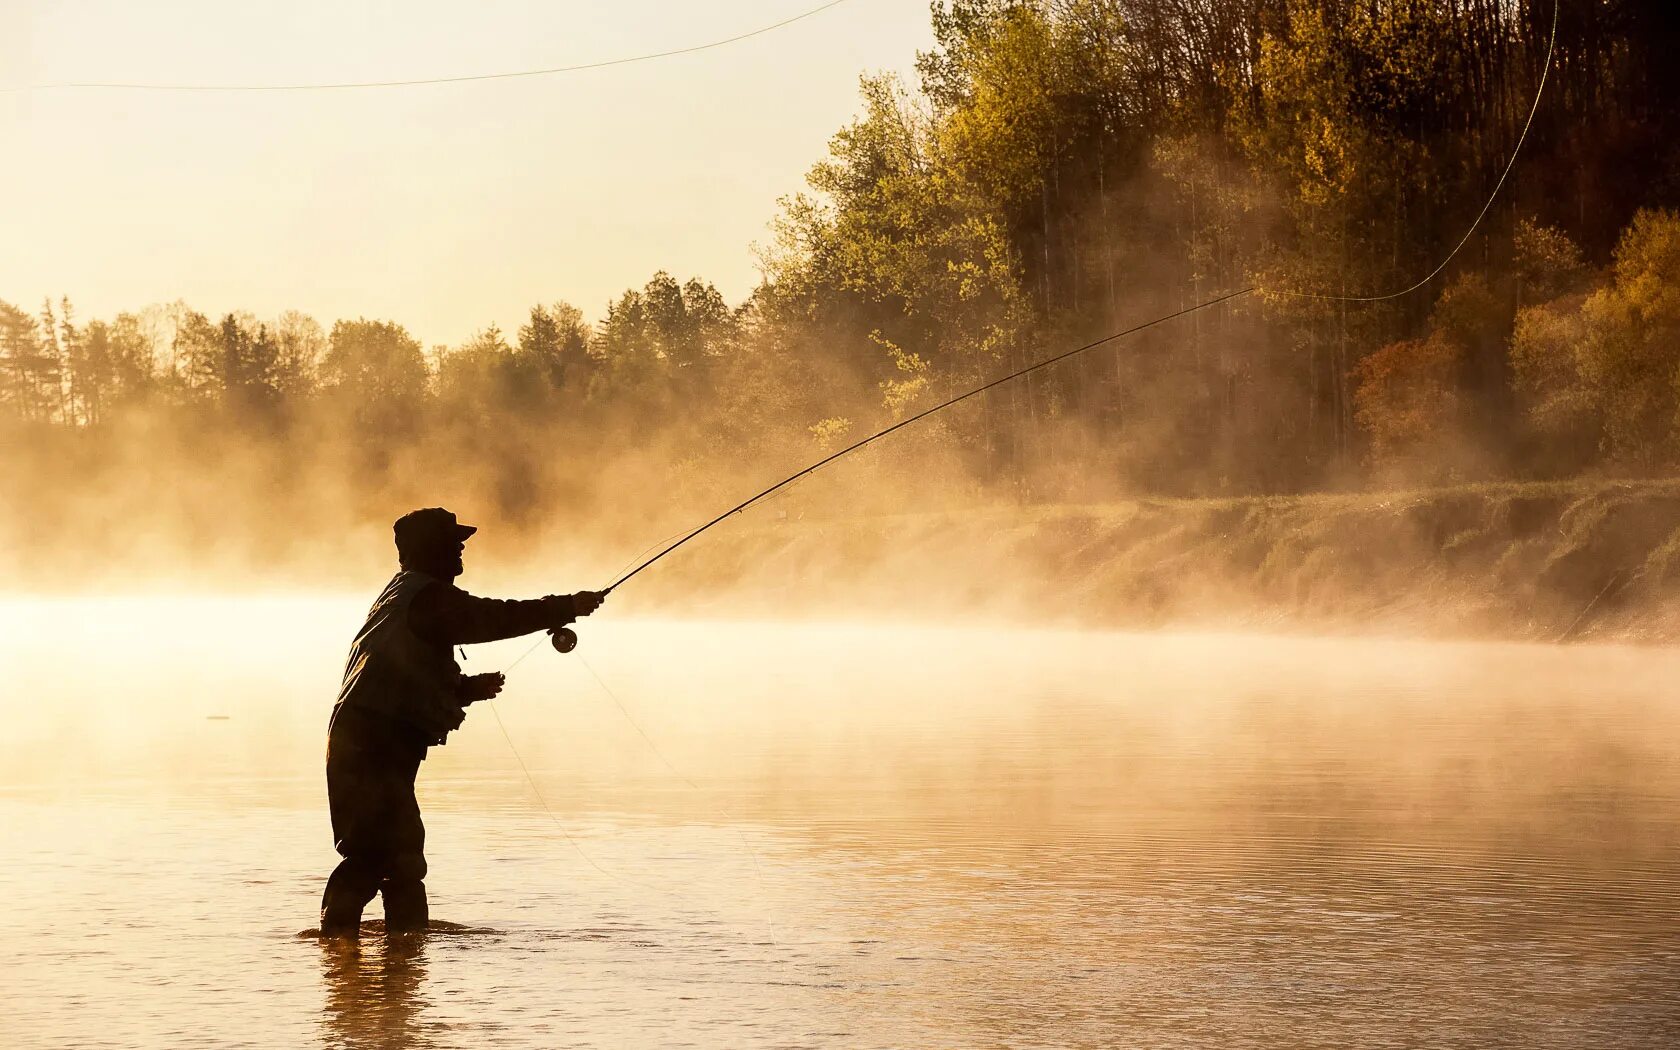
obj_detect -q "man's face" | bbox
[446,538,466,579]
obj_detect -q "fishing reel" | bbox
[548,626,578,654]
[546,587,611,655]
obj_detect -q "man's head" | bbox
[393,507,476,579]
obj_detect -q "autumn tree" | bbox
[1511,209,1680,468]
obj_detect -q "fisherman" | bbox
[320,507,604,938]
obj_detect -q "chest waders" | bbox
[321,571,462,937]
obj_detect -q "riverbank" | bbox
[626,479,1680,644]
[7,478,1677,644]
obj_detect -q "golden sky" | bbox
[0,0,930,345]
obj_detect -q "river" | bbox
[3,595,1677,1047]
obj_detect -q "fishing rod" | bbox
[542,285,1256,654]
[542,0,1559,656]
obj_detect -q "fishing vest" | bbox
[334,570,465,746]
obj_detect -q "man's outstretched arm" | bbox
[409,583,605,647]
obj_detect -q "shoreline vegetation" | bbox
[8,478,1676,648]
[6,2,1679,634]
[626,477,1680,646]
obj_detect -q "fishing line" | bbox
[482,662,782,942]
[1273,0,1557,303]
[485,288,1251,916]
[606,523,706,589]
[506,634,550,672]
[487,692,773,930]
[497,0,1560,921]
[483,695,665,894]
[604,286,1256,594]
[598,0,1559,591]
[4,0,853,93]
[574,652,779,942]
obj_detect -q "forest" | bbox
[5,0,1680,578]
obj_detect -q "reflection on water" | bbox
[320,934,429,1050]
[2,596,1679,1047]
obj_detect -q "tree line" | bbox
[5,0,1680,566]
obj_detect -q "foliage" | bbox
[808,416,854,450]
[1511,210,1680,467]
[1513,218,1588,303]
[7,0,1680,559]
[319,319,428,438]
[1353,333,1462,464]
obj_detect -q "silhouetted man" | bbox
[320,507,604,937]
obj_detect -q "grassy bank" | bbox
[631,479,1680,643]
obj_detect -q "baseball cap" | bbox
[393,507,477,555]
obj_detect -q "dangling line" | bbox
[483,696,666,895]
[506,635,548,671]
[484,668,781,941]
[575,652,778,943]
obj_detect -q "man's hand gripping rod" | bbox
[546,586,612,654]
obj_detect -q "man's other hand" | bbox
[573,590,607,617]
[462,672,506,704]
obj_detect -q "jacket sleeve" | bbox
[408,582,579,647]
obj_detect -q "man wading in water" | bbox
[320,507,605,937]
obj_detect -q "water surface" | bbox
[3,596,1678,1047]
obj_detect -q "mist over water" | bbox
[3,595,1677,1047]
[9,1,1680,1045]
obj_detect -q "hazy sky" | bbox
[0,0,932,346]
